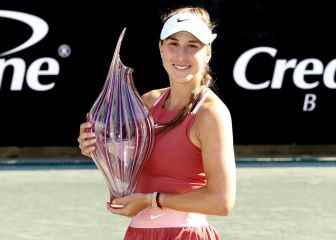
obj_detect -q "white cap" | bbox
[160,12,217,45]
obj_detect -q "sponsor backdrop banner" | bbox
[0,1,335,146]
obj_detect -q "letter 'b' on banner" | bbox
[303,94,317,111]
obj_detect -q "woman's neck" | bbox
[165,82,203,111]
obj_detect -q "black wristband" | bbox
[156,192,162,208]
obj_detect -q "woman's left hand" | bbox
[106,193,151,217]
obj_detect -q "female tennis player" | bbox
[79,6,236,239]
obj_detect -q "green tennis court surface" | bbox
[1,161,335,240]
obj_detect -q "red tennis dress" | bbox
[123,88,221,240]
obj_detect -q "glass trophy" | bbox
[87,28,155,206]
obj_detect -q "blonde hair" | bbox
[158,7,216,134]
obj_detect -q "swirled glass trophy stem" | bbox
[87,28,155,203]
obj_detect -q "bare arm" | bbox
[159,103,236,215]
[109,101,236,216]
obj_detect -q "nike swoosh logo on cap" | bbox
[177,18,189,22]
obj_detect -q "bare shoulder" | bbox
[141,87,168,108]
[198,90,231,119]
[193,89,233,137]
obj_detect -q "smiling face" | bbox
[159,31,211,86]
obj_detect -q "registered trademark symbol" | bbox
[58,44,71,58]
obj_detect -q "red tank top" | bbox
[136,88,208,194]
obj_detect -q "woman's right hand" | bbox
[78,122,96,157]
